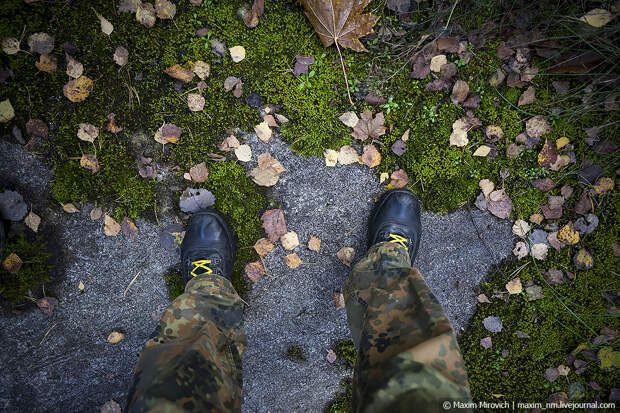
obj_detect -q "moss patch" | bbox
[326,378,353,413]
[164,268,184,301]
[0,233,51,305]
[285,344,307,363]
[333,339,357,369]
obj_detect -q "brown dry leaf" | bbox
[351,110,385,141]
[593,177,614,194]
[339,111,359,128]
[506,278,523,295]
[308,235,321,251]
[165,64,194,83]
[280,231,300,250]
[65,54,83,78]
[229,45,246,62]
[449,118,469,147]
[34,53,56,73]
[258,153,286,173]
[155,0,176,19]
[189,162,209,182]
[36,296,58,315]
[100,400,122,413]
[2,252,22,274]
[25,119,48,138]
[63,76,93,102]
[334,292,345,310]
[263,114,278,128]
[479,179,494,197]
[477,294,491,304]
[113,46,129,66]
[234,144,252,162]
[243,0,264,28]
[94,11,113,35]
[361,144,381,168]
[80,154,100,173]
[518,86,536,106]
[253,238,274,256]
[78,280,85,291]
[389,169,408,188]
[154,123,183,144]
[512,219,530,238]
[107,331,125,343]
[119,0,140,13]
[249,167,279,187]
[513,241,528,260]
[430,54,447,72]
[326,349,337,363]
[2,37,20,55]
[526,115,551,138]
[121,217,139,240]
[485,125,504,142]
[192,60,210,80]
[245,261,264,282]
[218,135,240,152]
[187,93,205,111]
[62,203,79,213]
[254,120,272,143]
[103,214,121,236]
[538,139,558,168]
[299,0,380,53]
[105,113,122,133]
[531,243,548,260]
[324,149,338,167]
[530,213,544,225]
[77,123,99,143]
[337,246,355,267]
[25,211,41,232]
[284,253,302,269]
[28,32,54,54]
[487,189,513,219]
[531,178,556,192]
[338,145,360,165]
[261,209,287,242]
[136,2,157,27]
[90,206,103,220]
[558,222,579,245]
[451,80,469,106]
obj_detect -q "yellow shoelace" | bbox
[388,233,409,251]
[190,259,213,277]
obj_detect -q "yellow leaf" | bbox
[107,331,125,343]
[229,45,246,62]
[95,11,114,35]
[324,149,338,167]
[593,177,614,194]
[63,76,94,102]
[0,99,15,123]
[579,9,613,28]
[556,136,570,149]
[473,145,491,157]
[78,281,85,291]
[505,278,522,295]
[284,253,302,268]
[558,222,579,245]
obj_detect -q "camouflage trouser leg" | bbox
[344,242,472,413]
[126,275,246,413]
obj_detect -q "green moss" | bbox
[326,378,353,413]
[333,339,357,369]
[285,345,307,363]
[164,269,184,301]
[0,233,51,305]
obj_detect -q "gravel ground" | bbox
[0,136,514,412]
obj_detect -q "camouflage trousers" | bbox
[127,242,471,412]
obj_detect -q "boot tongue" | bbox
[378,230,411,251]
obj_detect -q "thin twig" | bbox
[39,323,57,346]
[123,271,142,297]
[335,41,354,106]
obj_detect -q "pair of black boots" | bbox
[181,189,421,283]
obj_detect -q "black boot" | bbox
[180,209,236,284]
[368,189,422,263]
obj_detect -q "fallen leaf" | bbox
[558,222,579,245]
[229,45,246,62]
[538,139,558,168]
[513,241,528,259]
[449,118,469,147]
[136,2,157,27]
[78,281,85,291]
[0,99,15,122]
[410,55,430,79]
[326,349,337,363]
[218,135,240,152]
[275,113,289,124]
[488,68,506,86]
[243,0,264,28]
[24,211,41,232]
[189,162,209,183]
[2,252,22,273]
[479,179,494,197]
[334,292,345,310]
[516,330,531,339]
[94,11,113,35]
[77,123,99,142]
[36,296,58,315]
[234,144,252,162]
[62,203,79,213]
[90,206,103,220]
[25,119,48,138]
[179,188,215,212]
[389,170,408,188]
[154,123,183,144]
[531,243,548,260]
[338,145,359,165]
[574,214,599,235]
[351,110,385,141]
[35,54,57,73]
[119,0,140,13]
[451,80,469,105]
[250,167,279,186]
[480,336,493,349]
[253,238,274,256]
[531,178,556,192]
[430,54,447,72]
[548,231,563,251]
[518,86,536,106]
[158,224,185,251]
[245,261,264,282]
[284,253,302,268]
[593,177,614,194]
[261,209,287,242]
[191,60,210,80]
[556,136,570,150]
[597,346,620,370]
[485,125,504,142]
[526,285,544,301]
[121,217,139,240]
[224,76,243,98]
[308,235,321,251]
[545,269,565,285]
[187,93,205,111]
[506,278,523,294]
[545,367,559,382]
[254,120,272,143]
[1,37,20,55]
[579,9,613,27]
[263,115,278,128]
[154,0,176,19]
[339,111,359,128]
[106,113,123,133]
[324,149,338,167]
[113,46,129,66]
[530,213,544,225]
[337,246,355,267]
[526,115,551,138]
[487,189,512,219]
[477,294,491,304]
[520,65,538,82]
[512,219,530,238]
[257,153,286,173]
[104,214,121,236]
[361,144,381,168]
[165,64,194,83]
[300,0,379,53]
[100,400,122,413]
[28,32,54,54]
[107,331,125,344]
[80,154,100,173]
[63,76,93,102]
[482,316,503,333]
[473,145,491,157]
[280,231,300,250]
